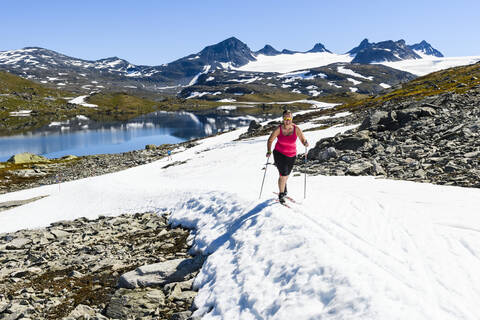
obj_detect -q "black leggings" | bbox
[273,150,296,176]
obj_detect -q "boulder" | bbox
[7,152,49,164]
[359,110,397,131]
[247,120,262,133]
[6,237,32,250]
[65,304,96,319]
[396,107,436,125]
[61,155,79,161]
[118,255,205,289]
[145,144,157,150]
[334,131,371,151]
[106,288,165,319]
[347,161,373,176]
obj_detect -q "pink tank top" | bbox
[274,125,297,157]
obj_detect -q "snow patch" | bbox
[338,66,373,80]
[9,110,32,117]
[347,78,362,85]
[68,95,98,108]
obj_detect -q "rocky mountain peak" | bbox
[307,43,331,53]
[198,37,256,67]
[408,40,444,57]
[351,39,421,64]
[348,38,371,55]
[256,44,280,56]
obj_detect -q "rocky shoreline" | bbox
[0,212,203,320]
[0,141,197,195]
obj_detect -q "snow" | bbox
[189,65,211,86]
[229,77,260,84]
[338,66,373,80]
[9,110,32,117]
[237,52,353,73]
[216,105,237,111]
[186,91,220,99]
[378,55,480,76]
[277,70,324,82]
[379,83,391,89]
[309,90,321,97]
[68,95,98,108]
[2,114,480,319]
[349,87,358,92]
[347,78,362,85]
[328,81,342,88]
[217,98,236,102]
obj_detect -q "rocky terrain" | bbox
[303,85,480,188]
[0,212,203,320]
[0,141,197,195]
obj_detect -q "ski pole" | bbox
[259,155,270,199]
[304,146,307,199]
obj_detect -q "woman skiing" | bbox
[266,110,309,204]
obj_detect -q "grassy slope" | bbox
[336,62,480,112]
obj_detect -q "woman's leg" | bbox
[278,175,289,194]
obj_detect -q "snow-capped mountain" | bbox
[348,39,444,64]
[0,37,477,97]
[307,43,331,53]
[350,39,422,64]
[179,62,416,100]
[408,40,444,58]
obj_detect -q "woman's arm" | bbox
[296,126,309,147]
[266,127,280,156]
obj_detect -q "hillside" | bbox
[1,71,284,136]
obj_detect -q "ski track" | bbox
[1,123,480,319]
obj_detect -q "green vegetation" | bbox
[336,62,480,112]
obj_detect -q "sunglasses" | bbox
[283,117,292,121]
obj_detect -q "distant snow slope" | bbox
[379,55,480,76]
[237,51,480,77]
[237,52,353,73]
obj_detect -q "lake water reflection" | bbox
[0,111,263,161]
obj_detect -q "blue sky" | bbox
[1,0,479,65]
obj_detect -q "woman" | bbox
[266,110,309,204]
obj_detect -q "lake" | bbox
[0,111,265,162]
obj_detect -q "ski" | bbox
[274,199,291,208]
[273,192,297,204]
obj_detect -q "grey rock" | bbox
[106,288,165,319]
[334,131,371,151]
[6,238,31,250]
[145,144,157,150]
[247,120,262,133]
[65,304,96,319]
[372,160,386,176]
[118,255,205,289]
[49,229,71,239]
[171,311,193,320]
[7,152,49,164]
[347,162,373,175]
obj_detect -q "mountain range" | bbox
[0,36,470,101]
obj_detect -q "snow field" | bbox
[1,112,480,319]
